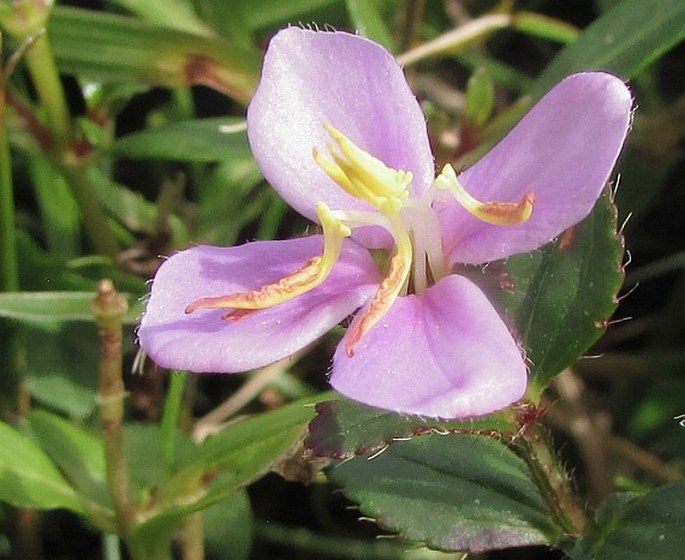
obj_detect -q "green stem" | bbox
[0,61,19,292]
[23,32,71,154]
[102,533,122,560]
[62,164,119,257]
[8,509,43,560]
[517,423,589,539]
[160,371,187,472]
[93,280,136,537]
[397,13,513,66]
[24,30,119,257]
[400,0,426,53]
[126,539,172,560]
[178,512,204,560]
[1,41,41,560]
[255,522,424,559]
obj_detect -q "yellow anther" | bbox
[185,202,350,316]
[314,123,413,212]
[435,164,535,226]
[345,223,413,356]
[313,147,361,199]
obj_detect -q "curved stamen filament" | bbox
[435,164,534,226]
[185,202,350,316]
[345,218,413,356]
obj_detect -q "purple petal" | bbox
[330,274,527,418]
[437,72,632,265]
[139,236,381,373]
[247,27,434,247]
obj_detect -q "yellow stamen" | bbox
[345,225,413,356]
[185,202,350,315]
[435,164,535,226]
[314,123,412,213]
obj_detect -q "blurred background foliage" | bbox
[0,0,684,558]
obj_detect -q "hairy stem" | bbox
[516,422,589,539]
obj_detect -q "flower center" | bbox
[185,124,534,356]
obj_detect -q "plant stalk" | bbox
[62,164,119,257]
[22,31,71,153]
[0,41,18,292]
[1,35,42,560]
[93,280,136,536]
[23,28,119,257]
[516,422,589,539]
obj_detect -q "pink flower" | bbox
[138,28,631,418]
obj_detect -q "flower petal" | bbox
[139,236,381,373]
[247,27,433,246]
[437,72,632,265]
[330,274,527,418]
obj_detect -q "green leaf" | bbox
[29,156,81,258]
[0,420,84,512]
[227,0,338,31]
[89,168,189,247]
[193,159,263,245]
[330,435,560,552]
[530,0,685,98]
[111,118,251,162]
[132,393,332,533]
[0,291,142,325]
[495,189,624,395]
[345,0,394,51]
[107,0,213,36]
[576,481,685,560]
[28,373,96,419]
[24,323,100,418]
[28,410,114,521]
[124,423,196,493]
[457,51,532,92]
[49,6,260,103]
[466,0,685,167]
[15,232,146,294]
[204,491,253,560]
[513,12,579,45]
[180,393,327,480]
[463,67,496,128]
[306,398,517,459]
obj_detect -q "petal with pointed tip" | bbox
[139,237,381,372]
[437,72,632,265]
[331,274,527,418]
[247,27,433,247]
